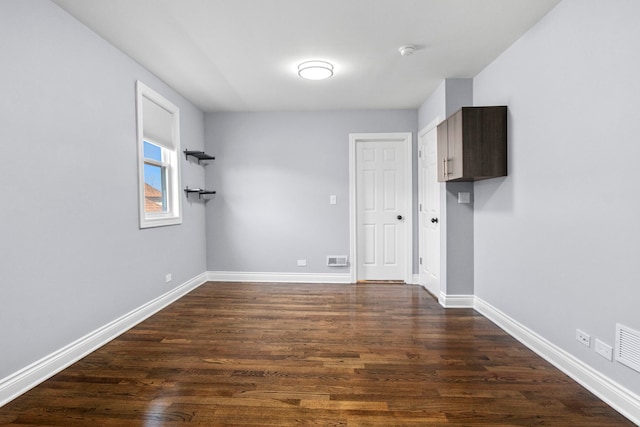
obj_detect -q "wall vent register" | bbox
[327,256,348,267]
[615,323,640,373]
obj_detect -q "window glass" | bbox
[143,159,167,213]
[143,141,162,161]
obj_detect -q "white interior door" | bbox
[350,133,412,282]
[419,125,440,296]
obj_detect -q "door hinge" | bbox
[419,203,422,212]
[419,257,423,265]
[418,150,422,159]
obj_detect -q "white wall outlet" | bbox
[595,338,613,361]
[330,195,337,205]
[297,259,307,267]
[576,329,591,347]
[165,273,172,283]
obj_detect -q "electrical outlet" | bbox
[595,338,613,361]
[165,273,172,283]
[576,329,591,347]
[297,259,307,267]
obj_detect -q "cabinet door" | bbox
[447,109,463,180]
[436,120,448,182]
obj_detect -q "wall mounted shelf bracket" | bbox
[183,150,215,163]
[184,186,216,199]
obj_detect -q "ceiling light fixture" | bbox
[399,45,415,56]
[298,60,334,80]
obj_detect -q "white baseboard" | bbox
[438,292,475,308]
[0,272,208,408]
[207,271,417,285]
[474,296,640,425]
[207,271,351,284]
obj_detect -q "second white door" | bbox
[418,125,440,296]
[353,134,411,281]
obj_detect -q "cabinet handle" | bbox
[443,158,447,178]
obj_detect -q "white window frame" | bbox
[136,81,182,228]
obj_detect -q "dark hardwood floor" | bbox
[0,282,632,426]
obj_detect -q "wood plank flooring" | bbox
[0,282,633,426]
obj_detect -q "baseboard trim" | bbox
[438,292,475,308]
[474,296,640,425]
[207,271,351,284]
[0,272,208,408]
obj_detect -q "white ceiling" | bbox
[52,0,561,112]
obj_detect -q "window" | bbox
[136,81,182,228]
[143,141,168,213]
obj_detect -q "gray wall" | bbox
[204,111,418,274]
[0,0,206,379]
[418,78,475,296]
[473,0,640,392]
[443,79,474,296]
[418,80,445,130]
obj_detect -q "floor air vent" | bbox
[615,323,640,373]
[327,255,348,267]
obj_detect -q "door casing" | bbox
[349,132,413,283]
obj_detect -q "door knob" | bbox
[397,215,404,220]
[431,218,439,223]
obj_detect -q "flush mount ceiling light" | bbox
[298,60,334,80]
[399,45,415,56]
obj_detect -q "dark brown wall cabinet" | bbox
[437,106,507,182]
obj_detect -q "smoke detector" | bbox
[399,45,415,56]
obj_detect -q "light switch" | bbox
[458,192,471,204]
[330,195,337,205]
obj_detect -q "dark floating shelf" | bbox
[184,151,216,199]
[183,149,215,163]
[184,187,201,194]
[184,187,216,199]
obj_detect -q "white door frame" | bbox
[418,119,447,297]
[349,132,413,284]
